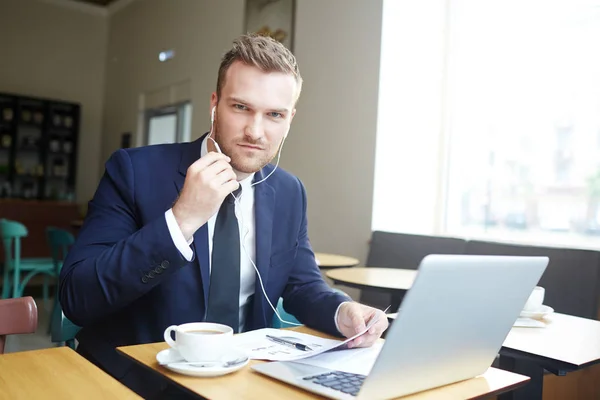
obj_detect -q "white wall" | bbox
[0,0,107,202]
[286,0,383,280]
[102,0,244,162]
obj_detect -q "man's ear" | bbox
[210,92,218,110]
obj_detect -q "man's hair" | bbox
[216,34,303,103]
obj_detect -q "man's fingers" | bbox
[188,152,230,173]
[202,160,234,180]
[347,337,362,349]
[220,180,240,197]
[214,167,238,187]
[341,305,367,333]
[347,332,378,349]
[360,334,378,348]
[368,313,389,335]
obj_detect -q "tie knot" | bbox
[226,186,242,204]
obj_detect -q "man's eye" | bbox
[234,104,248,110]
[268,112,283,118]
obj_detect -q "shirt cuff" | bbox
[165,208,194,261]
[334,301,352,334]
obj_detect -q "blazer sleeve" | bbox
[59,149,191,327]
[280,178,352,336]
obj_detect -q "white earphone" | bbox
[208,106,222,153]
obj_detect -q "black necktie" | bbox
[206,188,242,332]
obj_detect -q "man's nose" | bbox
[244,114,264,140]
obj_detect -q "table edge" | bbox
[116,346,203,398]
[326,268,415,291]
[470,369,530,400]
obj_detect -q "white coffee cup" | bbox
[523,286,545,311]
[163,322,233,362]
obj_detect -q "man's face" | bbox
[211,61,297,174]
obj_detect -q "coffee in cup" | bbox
[163,322,233,362]
[523,286,545,311]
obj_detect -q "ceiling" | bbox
[71,0,120,6]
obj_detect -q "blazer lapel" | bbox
[175,136,211,315]
[251,168,275,328]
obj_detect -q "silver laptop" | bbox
[253,254,548,399]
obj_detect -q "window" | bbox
[145,102,192,146]
[375,0,600,249]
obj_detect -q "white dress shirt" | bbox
[164,137,348,333]
[165,136,256,331]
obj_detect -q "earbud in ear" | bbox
[211,106,216,125]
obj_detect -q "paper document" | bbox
[294,341,384,376]
[233,314,382,361]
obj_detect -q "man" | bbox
[60,34,388,398]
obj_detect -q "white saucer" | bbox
[514,317,546,328]
[156,347,249,377]
[519,305,554,319]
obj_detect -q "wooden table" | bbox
[314,252,360,269]
[326,267,417,310]
[117,326,530,399]
[387,312,600,400]
[0,347,140,399]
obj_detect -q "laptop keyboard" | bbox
[303,371,366,396]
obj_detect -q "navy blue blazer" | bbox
[59,135,349,382]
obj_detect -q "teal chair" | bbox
[271,289,351,328]
[46,227,80,348]
[51,309,80,349]
[1,219,55,301]
[272,298,302,328]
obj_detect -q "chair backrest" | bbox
[46,227,80,347]
[272,298,301,328]
[0,219,28,239]
[0,219,28,264]
[466,240,600,319]
[360,231,467,308]
[46,227,75,270]
[0,296,38,354]
[366,231,468,270]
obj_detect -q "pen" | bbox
[266,335,313,351]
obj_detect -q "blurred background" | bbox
[1,0,600,355]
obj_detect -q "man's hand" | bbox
[172,152,239,240]
[336,302,389,348]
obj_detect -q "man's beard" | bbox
[213,122,277,174]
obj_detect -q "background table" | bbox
[498,313,600,400]
[314,252,360,269]
[117,326,530,399]
[0,347,140,399]
[326,267,417,310]
[387,312,600,400]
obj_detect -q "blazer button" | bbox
[141,276,149,283]
[148,271,155,278]
[161,260,170,269]
[154,267,163,274]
